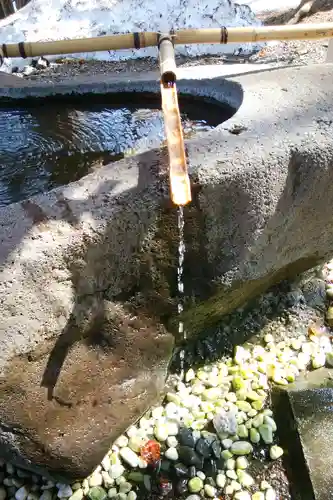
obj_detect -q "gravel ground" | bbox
[20,6,333,84]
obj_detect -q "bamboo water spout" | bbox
[1,22,333,60]
[158,33,191,207]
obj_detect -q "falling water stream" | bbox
[177,205,186,377]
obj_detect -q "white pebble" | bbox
[15,488,29,500]
[216,473,226,488]
[126,426,138,438]
[185,369,196,382]
[88,474,102,487]
[68,491,83,500]
[204,485,216,498]
[152,407,164,419]
[226,470,238,480]
[166,436,178,448]
[101,472,114,488]
[116,494,127,500]
[154,424,169,442]
[265,490,277,500]
[234,492,251,500]
[269,445,284,460]
[222,439,233,449]
[107,488,117,498]
[166,421,179,436]
[165,447,179,461]
[109,464,125,479]
[57,486,73,499]
[101,455,111,471]
[116,476,126,486]
[312,351,326,369]
[114,435,128,448]
[119,447,140,468]
[119,482,132,494]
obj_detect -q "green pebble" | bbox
[246,390,261,401]
[221,450,233,460]
[236,401,252,413]
[250,428,260,444]
[237,470,254,487]
[230,441,253,455]
[252,493,265,500]
[236,389,248,401]
[269,445,284,460]
[233,376,246,391]
[127,472,144,483]
[87,487,107,500]
[258,424,274,444]
[245,419,253,430]
[252,400,264,411]
[252,414,264,428]
[326,352,333,367]
[236,457,249,470]
[188,477,203,493]
[237,425,249,438]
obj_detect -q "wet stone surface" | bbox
[273,369,333,500]
[0,92,224,206]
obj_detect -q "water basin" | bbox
[0,92,234,206]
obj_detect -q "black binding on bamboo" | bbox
[2,44,7,58]
[220,27,228,44]
[133,32,141,49]
[18,42,27,58]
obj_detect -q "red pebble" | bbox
[140,440,161,465]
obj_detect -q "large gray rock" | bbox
[0,64,332,479]
[273,369,333,500]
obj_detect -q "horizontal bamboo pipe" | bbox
[1,22,333,59]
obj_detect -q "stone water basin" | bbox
[0,92,234,206]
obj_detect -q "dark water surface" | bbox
[0,93,233,206]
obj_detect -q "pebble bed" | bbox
[1,260,333,500]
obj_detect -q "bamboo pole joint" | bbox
[158,32,177,84]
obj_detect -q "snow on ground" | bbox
[0,0,299,71]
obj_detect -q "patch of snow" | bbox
[0,0,264,71]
